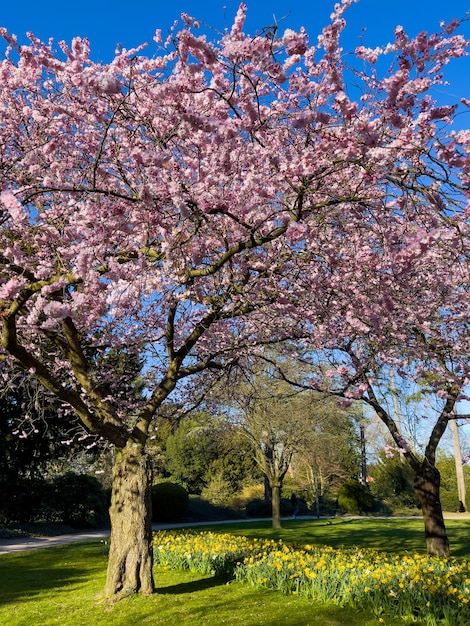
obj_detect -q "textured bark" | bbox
[105,442,154,599]
[271,484,282,529]
[413,465,450,557]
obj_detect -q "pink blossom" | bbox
[1,190,27,223]
[87,73,121,95]
[286,221,306,244]
[440,18,460,35]
[355,45,382,64]
[282,28,308,56]
[0,277,22,300]
[230,3,247,37]
[43,301,72,320]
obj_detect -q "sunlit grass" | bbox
[0,541,395,626]
[2,518,469,626]
[190,517,470,558]
[153,529,470,625]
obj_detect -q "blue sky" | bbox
[2,0,468,112]
[1,0,469,63]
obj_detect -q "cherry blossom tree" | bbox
[284,308,469,555]
[242,3,469,557]
[276,42,470,555]
[0,0,468,596]
[279,106,470,556]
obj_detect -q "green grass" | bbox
[0,541,400,626]
[188,517,470,558]
[2,517,469,626]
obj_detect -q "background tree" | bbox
[223,356,353,528]
[164,416,217,494]
[163,412,260,497]
[199,422,262,506]
[369,449,419,511]
[436,452,470,513]
[0,373,74,481]
[0,0,468,596]
[0,364,114,481]
[293,398,362,515]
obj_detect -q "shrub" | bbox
[317,494,340,516]
[0,477,50,523]
[369,453,419,512]
[337,480,374,514]
[0,473,108,527]
[245,497,293,518]
[49,473,109,528]
[200,471,234,506]
[439,490,462,513]
[227,483,264,509]
[245,498,271,518]
[152,481,189,522]
[185,496,241,522]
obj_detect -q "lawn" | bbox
[1,517,469,626]
[192,516,470,558]
[0,541,398,626]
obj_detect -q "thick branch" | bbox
[424,385,460,466]
[1,315,128,443]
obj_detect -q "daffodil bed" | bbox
[153,530,470,625]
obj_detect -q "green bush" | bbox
[439,490,462,513]
[317,494,340,516]
[245,497,294,518]
[186,496,241,522]
[49,473,109,528]
[200,471,234,506]
[337,480,375,514]
[0,477,50,523]
[369,454,418,511]
[245,498,271,518]
[0,473,108,528]
[152,481,189,522]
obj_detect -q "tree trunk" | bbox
[271,483,282,529]
[264,474,272,501]
[105,441,154,599]
[413,464,450,557]
[450,418,466,511]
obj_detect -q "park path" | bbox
[0,517,298,554]
[1,513,468,554]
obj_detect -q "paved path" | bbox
[2,514,468,554]
[0,529,111,554]
[0,518,294,554]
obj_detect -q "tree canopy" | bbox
[0,0,468,596]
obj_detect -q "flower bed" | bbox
[154,530,276,577]
[153,530,470,625]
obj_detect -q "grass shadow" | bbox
[196,517,470,557]
[0,542,105,607]
[155,575,224,595]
